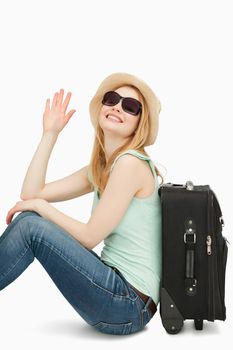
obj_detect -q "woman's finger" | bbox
[7,213,14,224]
[6,214,11,224]
[6,211,13,224]
[65,109,76,122]
[57,88,64,107]
[62,91,72,112]
[51,92,58,109]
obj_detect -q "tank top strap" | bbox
[110,149,157,179]
[147,159,157,179]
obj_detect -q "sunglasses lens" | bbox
[122,98,142,116]
[102,91,142,116]
[102,91,119,106]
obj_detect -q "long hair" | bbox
[88,84,164,195]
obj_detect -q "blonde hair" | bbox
[88,84,164,194]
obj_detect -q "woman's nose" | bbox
[112,103,121,112]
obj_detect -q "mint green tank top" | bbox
[88,149,162,304]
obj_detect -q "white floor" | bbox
[0,260,232,350]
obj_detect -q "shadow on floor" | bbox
[36,318,149,340]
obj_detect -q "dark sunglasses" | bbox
[102,91,142,116]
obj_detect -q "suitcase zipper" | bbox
[206,235,212,255]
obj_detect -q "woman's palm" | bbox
[43,89,76,133]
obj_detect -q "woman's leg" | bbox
[0,211,152,335]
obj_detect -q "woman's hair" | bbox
[88,84,164,194]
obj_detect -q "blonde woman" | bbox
[1,72,163,335]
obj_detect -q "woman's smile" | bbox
[106,114,123,123]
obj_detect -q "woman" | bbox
[0,72,163,335]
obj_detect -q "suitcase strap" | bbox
[184,218,197,296]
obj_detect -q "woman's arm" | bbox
[20,89,76,199]
[20,131,59,199]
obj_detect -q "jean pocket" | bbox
[92,320,133,335]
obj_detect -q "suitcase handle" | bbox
[184,218,197,296]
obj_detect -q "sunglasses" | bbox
[102,91,142,116]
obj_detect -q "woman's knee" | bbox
[13,210,41,223]
[19,210,41,218]
[15,212,50,245]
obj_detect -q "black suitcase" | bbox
[158,181,228,334]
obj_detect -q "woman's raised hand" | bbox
[43,89,76,134]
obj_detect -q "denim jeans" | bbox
[0,210,155,335]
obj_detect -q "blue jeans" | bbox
[0,210,155,335]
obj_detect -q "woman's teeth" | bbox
[106,115,122,123]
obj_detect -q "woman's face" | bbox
[98,85,142,140]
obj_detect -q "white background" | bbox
[0,0,232,348]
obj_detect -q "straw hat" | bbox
[89,72,161,146]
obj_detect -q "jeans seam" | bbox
[112,269,138,301]
[92,265,137,300]
[90,278,133,300]
[0,246,30,282]
[135,296,144,329]
[31,238,95,283]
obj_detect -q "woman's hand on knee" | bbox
[6,199,44,225]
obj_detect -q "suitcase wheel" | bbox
[194,319,203,330]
